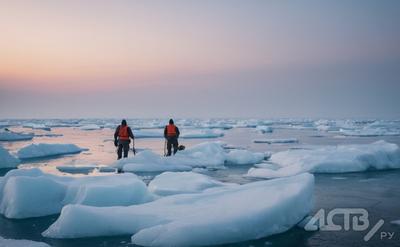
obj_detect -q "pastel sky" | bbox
[1,0,399,118]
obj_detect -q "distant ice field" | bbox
[0,118,400,246]
[0,118,399,178]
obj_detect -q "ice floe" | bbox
[246,141,400,179]
[17,143,86,160]
[56,165,98,174]
[118,150,193,172]
[115,142,227,172]
[79,124,102,130]
[390,220,400,225]
[23,123,51,131]
[233,119,259,128]
[42,173,314,247]
[256,125,273,133]
[180,129,224,139]
[0,130,34,141]
[225,149,267,165]
[339,128,400,137]
[148,171,228,196]
[114,142,266,172]
[253,138,299,144]
[0,145,20,168]
[0,168,154,218]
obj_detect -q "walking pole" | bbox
[164,139,167,156]
[132,138,136,156]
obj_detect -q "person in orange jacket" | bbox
[114,119,135,159]
[164,119,180,156]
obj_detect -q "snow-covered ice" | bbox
[233,119,260,128]
[253,138,299,144]
[0,145,20,168]
[114,142,266,172]
[247,141,400,179]
[256,125,273,133]
[79,124,101,130]
[180,129,224,139]
[0,130,34,141]
[114,142,227,172]
[339,128,400,137]
[17,143,86,159]
[148,172,228,196]
[23,123,51,131]
[225,149,267,165]
[0,168,154,218]
[119,150,193,172]
[43,173,314,247]
[0,236,50,247]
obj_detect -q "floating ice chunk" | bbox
[339,128,400,137]
[34,133,63,137]
[1,175,67,218]
[115,142,227,172]
[0,236,50,247]
[367,120,400,129]
[0,130,34,141]
[253,138,299,144]
[117,142,266,172]
[316,124,337,132]
[256,125,273,133]
[233,119,259,128]
[391,220,400,225]
[43,173,314,247]
[148,172,228,196]
[0,121,12,128]
[289,124,316,130]
[180,129,224,139]
[246,141,400,179]
[0,168,153,218]
[134,129,164,138]
[253,162,279,169]
[0,145,20,168]
[225,150,267,165]
[200,123,233,130]
[79,124,101,130]
[17,143,86,159]
[117,150,193,172]
[56,165,98,174]
[23,123,51,131]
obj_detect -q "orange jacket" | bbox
[164,124,180,138]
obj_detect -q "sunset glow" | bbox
[0,1,399,117]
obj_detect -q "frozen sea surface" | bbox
[1,118,400,246]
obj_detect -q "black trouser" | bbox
[166,136,178,156]
[117,140,130,159]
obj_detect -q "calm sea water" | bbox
[1,125,400,246]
